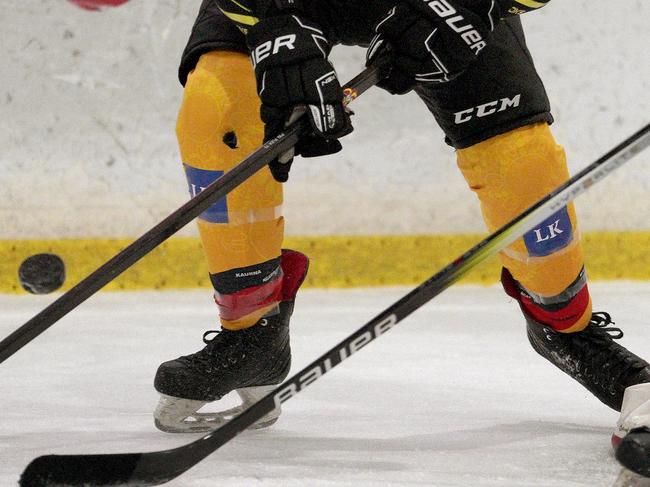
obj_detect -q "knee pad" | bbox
[457,123,591,332]
[177,50,283,276]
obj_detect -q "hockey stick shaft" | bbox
[21,123,650,487]
[0,63,388,365]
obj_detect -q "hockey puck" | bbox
[18,253,66,294]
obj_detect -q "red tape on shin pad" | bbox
[215,249,309,322]
[215,277,282,322]
[501,267,591,332]
[280,249,310,301]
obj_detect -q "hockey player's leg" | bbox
[457,123,591,330]
[153,51,309,433]
[410,13,650,413]
[457,123,650,412]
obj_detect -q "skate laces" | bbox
[202,329,223,345]
[178,328,245,369]
[202,329,241,353]
[580,312,647,389]
[193,319,273,366]
[588,312,623,339]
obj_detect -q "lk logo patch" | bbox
[183,165,228,223]
[523,207,573,257]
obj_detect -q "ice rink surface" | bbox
[3,282,650,486]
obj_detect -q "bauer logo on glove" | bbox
[247,14,353,182]
[251,35,297,66]
[367,0,498,94]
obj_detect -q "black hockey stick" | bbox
[0,63,388,365]
[19,124,650,487]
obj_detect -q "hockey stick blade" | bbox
[0,61,389,366]
[21,455,140,487]
[20,123,650,487]
[21,396,276,487]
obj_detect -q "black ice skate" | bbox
[526,311,650,411]
[153,250,309,433]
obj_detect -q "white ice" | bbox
[2,282,650,486]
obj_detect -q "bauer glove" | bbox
[247,14,353,182]
[367,0,499,94]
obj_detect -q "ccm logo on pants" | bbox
[454,94,521,124]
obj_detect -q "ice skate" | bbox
[610,383,650,483]
[612,467,650,487]
[526,311,650,411]
[153,250,308,433]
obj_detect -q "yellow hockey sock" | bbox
[457,123,591,332]
[177,51,284,329]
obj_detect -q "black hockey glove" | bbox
[247,14,353,182]
[366,0,499,95]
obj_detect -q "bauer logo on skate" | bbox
[273,314,398,409]
[523,207,574,257]
[183,165,229,223]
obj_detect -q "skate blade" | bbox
[613,468,650,487]
[154,385,281,434]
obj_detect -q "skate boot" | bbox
[501,267,650,411]
[525,311,650,411]
[153,249,309,433]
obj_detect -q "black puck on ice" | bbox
[18,253,66,294]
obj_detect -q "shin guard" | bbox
[177,51,284,328]
[457,123,591,332]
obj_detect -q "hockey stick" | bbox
[19,124,650,486]
[0,63,388,365]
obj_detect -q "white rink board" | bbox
[3,283,650,486]
[2,1,650,238]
